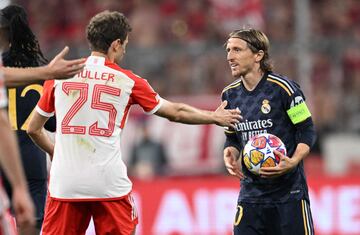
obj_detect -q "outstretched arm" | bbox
[3,46,85,86]
[155,99,241,128]
[0,109,35,227]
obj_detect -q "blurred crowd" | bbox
[14,0,360,156]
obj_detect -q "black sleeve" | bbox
[224,133,242,152]
[295,117,317,148]
[221,90,242,151]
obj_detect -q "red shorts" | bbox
[42,193,138,235]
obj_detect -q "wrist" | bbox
[39,66,52,80]
[12,183,28,192]
[212,112,220,125]
[289,155,301,168]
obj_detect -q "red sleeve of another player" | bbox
[37,80,55,115]
[131,78,161,114]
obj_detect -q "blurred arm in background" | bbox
[3,47,85,86]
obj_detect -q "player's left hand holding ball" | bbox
[259,149,297,178]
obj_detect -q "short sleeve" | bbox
[36,80,55,117]
[131,78,162,114]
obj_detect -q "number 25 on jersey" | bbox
[61,82,121,137]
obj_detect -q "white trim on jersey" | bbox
[35,105,54,117]
[144,95,163,115]
[268,74,295,94]
[222,78,241,91]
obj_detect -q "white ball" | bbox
[242,133,287,175]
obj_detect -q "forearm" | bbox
[0,111,27,189]
[224,134,242,154]
[155,99,240,127]
[27,128,54,159]
[3,66,51,86]
[171,103,216,124]
[291,143,310,165]
[156,101,216,125]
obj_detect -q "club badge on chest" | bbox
[261,99,271,114]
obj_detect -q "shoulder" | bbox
[266,73,298,96]
[104,61,135,78]
[221,79,242,95]
[105,61,147,84]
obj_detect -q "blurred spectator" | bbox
[342,46,360,132]
[310,53,339,154]
[130,0,162,48]
[129,116,168,180]
[264,0,293,42]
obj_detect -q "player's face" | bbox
[226,38,258,78]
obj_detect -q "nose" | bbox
[227,51,233,61]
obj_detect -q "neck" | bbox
[91,51,114,62]
[241,69,264,91]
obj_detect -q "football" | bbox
[242,133,287,175]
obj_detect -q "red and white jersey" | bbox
[36,56,162,200]
[0,69,7,109]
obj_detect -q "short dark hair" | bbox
[227,29,273,72]
[86,10,132,54]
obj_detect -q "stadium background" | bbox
[4,0,360,234]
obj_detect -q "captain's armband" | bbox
[286,102,311,124]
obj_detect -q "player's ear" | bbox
[110,39,122,52]
[255,50,264,62]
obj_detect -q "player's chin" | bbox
[231,71,241,78]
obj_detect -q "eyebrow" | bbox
[231,37,260,51]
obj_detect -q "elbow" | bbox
[295,119,317,149]
[166,114,181,123]
[166,104,184,123]
[26,126,37,138]
[156,101,185,123]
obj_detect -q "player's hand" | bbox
[47,46,86,80]
[12,186,35,228]
[224,147,244,179]
[259,149,297,178]
[214,101,242,128]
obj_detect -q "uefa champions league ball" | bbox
[242,133,287,175]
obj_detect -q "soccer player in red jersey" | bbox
[27,10,241,235]
[0,40,84,235]
[0,4,71,234]
[0,9,84,233]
